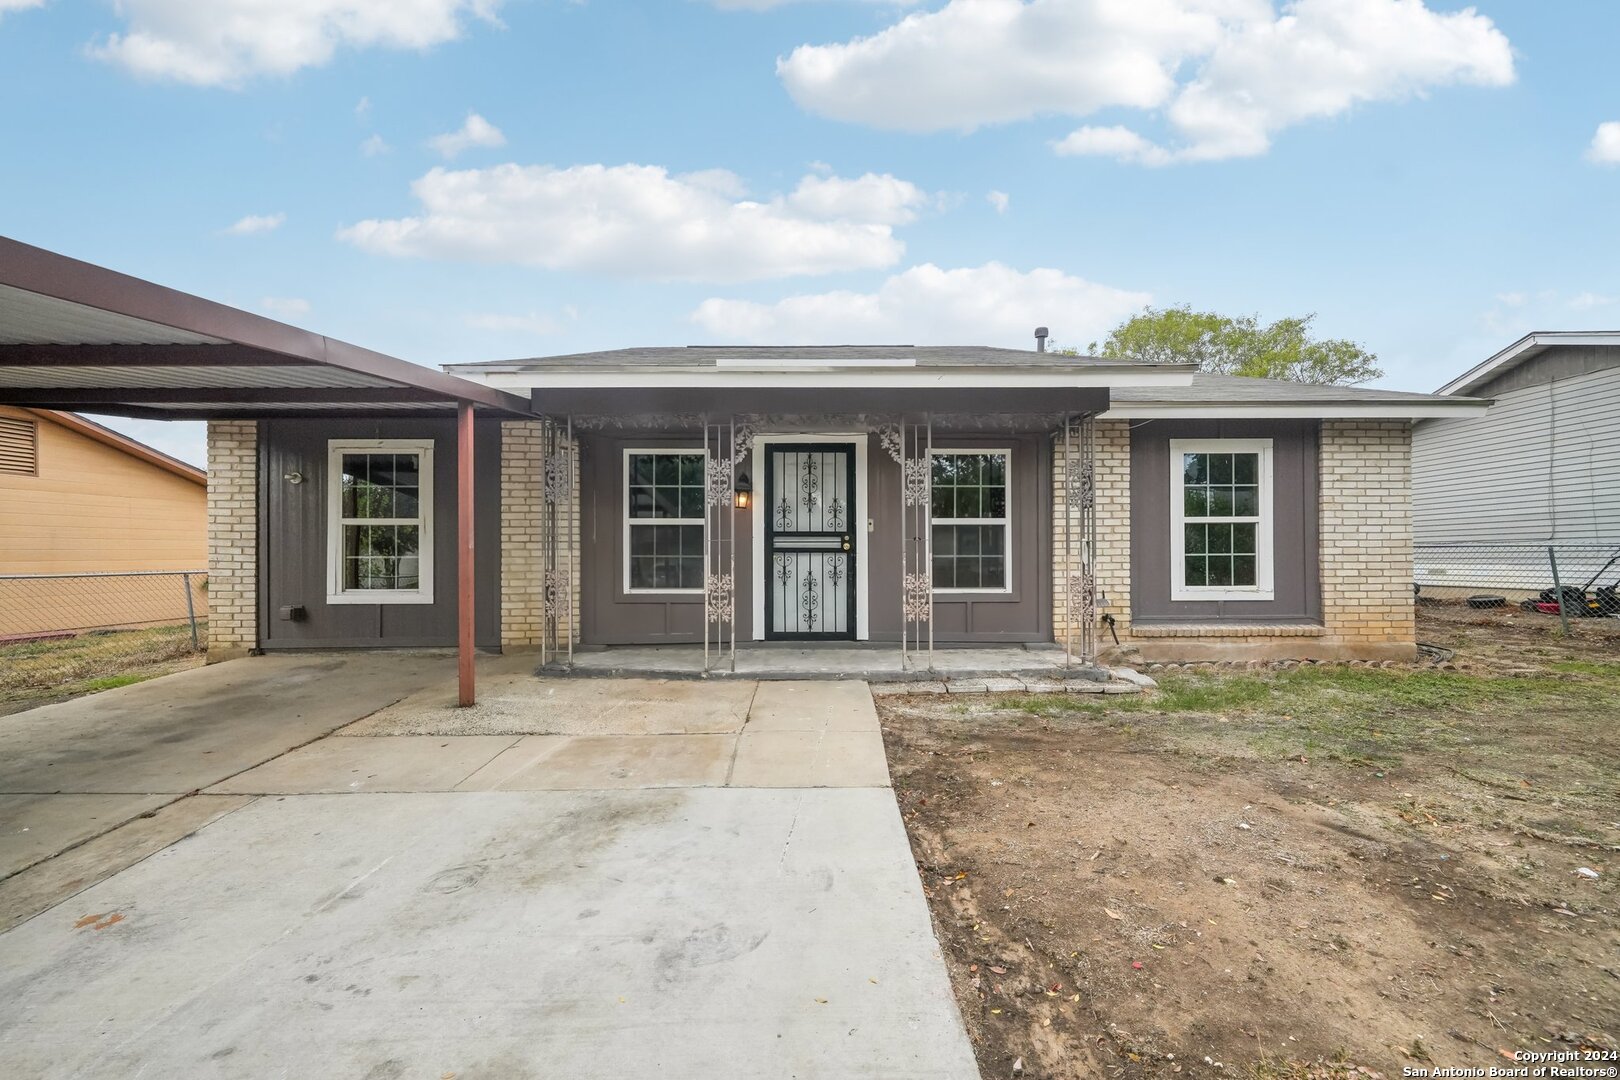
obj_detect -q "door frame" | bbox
[750,432,869,641]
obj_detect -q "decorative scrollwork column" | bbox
[703,416,742,673]
[540,415,575,665]
[878,417,933,670]
[1061,414,1098,665]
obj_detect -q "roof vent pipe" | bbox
[1034,326,1049,352]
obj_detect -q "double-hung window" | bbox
[1170,439,1274,601]
[930,450,1011,592]
[327,440,434,604]
[625,449,706,592]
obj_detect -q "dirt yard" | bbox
[879,606,1620,1079]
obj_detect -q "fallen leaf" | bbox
[990,966,1007,975]
[1104,907,1123,921]
[814,997,828,1004]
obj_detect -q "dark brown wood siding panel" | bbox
[257,417,501,649]
[1129,418,1321,624]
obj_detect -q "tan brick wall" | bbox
[499,419,579,652]
[205,420,257,661]
[1053,418,1131,644]
[1318,419,1415,654]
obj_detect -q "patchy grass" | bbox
[880,612,1620,1080]
[0,624,204,717]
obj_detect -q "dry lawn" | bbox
[0,623,205,717]
[879,607,1620,1079]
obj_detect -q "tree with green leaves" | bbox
[1071,305,1383,386]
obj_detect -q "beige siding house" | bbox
[0,406,206,636]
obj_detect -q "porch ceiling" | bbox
[0,238,534,420]
[529,384,1109,426]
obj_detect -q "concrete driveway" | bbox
[0,656,976,1079]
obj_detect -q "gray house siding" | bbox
[257,417,502,650]
[1414,350,1620,544]
[1130,419,1322,625]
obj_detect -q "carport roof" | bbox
[0,237,534,420]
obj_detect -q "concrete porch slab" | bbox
[460,734,737,791]
[207,736,520,795]
[557,642,1108,684]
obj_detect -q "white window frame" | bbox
[929,447,1013,595]
[326,438,435,605]
[1169,438,1274,602]
[622,447,707,595]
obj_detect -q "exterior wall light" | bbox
[734,471,752,510]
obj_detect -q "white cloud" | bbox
[1586,121,1620,165]
[428,112,506,158]
[986,190,1010,214]
[360,133,391,156]
[465,311,561,336]
[89,0,503,87]
[339,163,923,282]
[780,0,1513,164]
[260,296,311,317]
[690,261,1149,345]
[222,212,285,235]
[1566,291,1618,312]
[785,172,932,225]
[355,95,372,116]
[0,0,46,17]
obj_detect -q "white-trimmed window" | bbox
[930,449,1011,593]
[1170,439,1274,602]
[327,440,434,605]
[624,449,706,593]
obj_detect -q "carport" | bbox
[0,236,536,705]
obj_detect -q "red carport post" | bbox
[457,402,476,707]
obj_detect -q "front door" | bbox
[764,444,856,639]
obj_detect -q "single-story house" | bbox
[0,405,206,638]
[0,237,1491,703]
[1415,332,1620,546]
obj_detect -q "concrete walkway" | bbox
[0,656,977,1079]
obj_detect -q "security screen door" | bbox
[764,444,857,639]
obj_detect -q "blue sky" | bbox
[1,0,1616,466]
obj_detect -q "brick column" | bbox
[205,420,257,661]
[1319,420,1416,659]
[500,419,579,651]
[1053,418,1131,643]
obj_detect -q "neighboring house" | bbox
[1,238,1490,678]
[1415,333,1620,546]
[0,406,206,637]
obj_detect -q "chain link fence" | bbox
[1414,543,1620,630]
[0,571,208,708]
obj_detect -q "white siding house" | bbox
[1414,333,1620,592]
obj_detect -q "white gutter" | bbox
[1101,400,1493,420]
[1437,331,1620,396]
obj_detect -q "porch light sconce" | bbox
[734,471,752,510]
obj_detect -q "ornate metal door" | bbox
[765,444,856,639]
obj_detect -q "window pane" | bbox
[630,557,656,590]
[395,487,420,517]
[980,557,1005,589]
[932,555,954,589]
[957,455,982,485]
[631,455,654,485]
[1184,487,1208,516]
[931,524,956,556]
[1184,523,1206,554]
[1232,486,1258,517]
[1184,556,1206,586]
[1207,524,1233,554]
[393,455,420,487]
[958,526,981,556]
[955,557,981,589]
[1232,555,1256,586]
[678,556,704,590]
[342,454,370,485]
[1232,522,1256,554]
[931,455,956,484]
[1210,454,1234,484]
[629,487,655,518]
[984,487,1006,517]
[679,454,704,485]
[981,524,1005,556]
[1232,453,1258,485]
[1209,556,1234,587]
[1183,453,1207,485]
[653,488,682,518]
[630,526,654,555]
[982,454,1006,486]
[655,456,678,484]
[930,487,954,519]
[1208,488,1234,516]
[679,487,704,518]
[956,486,981,518]
[679,524,704,555]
